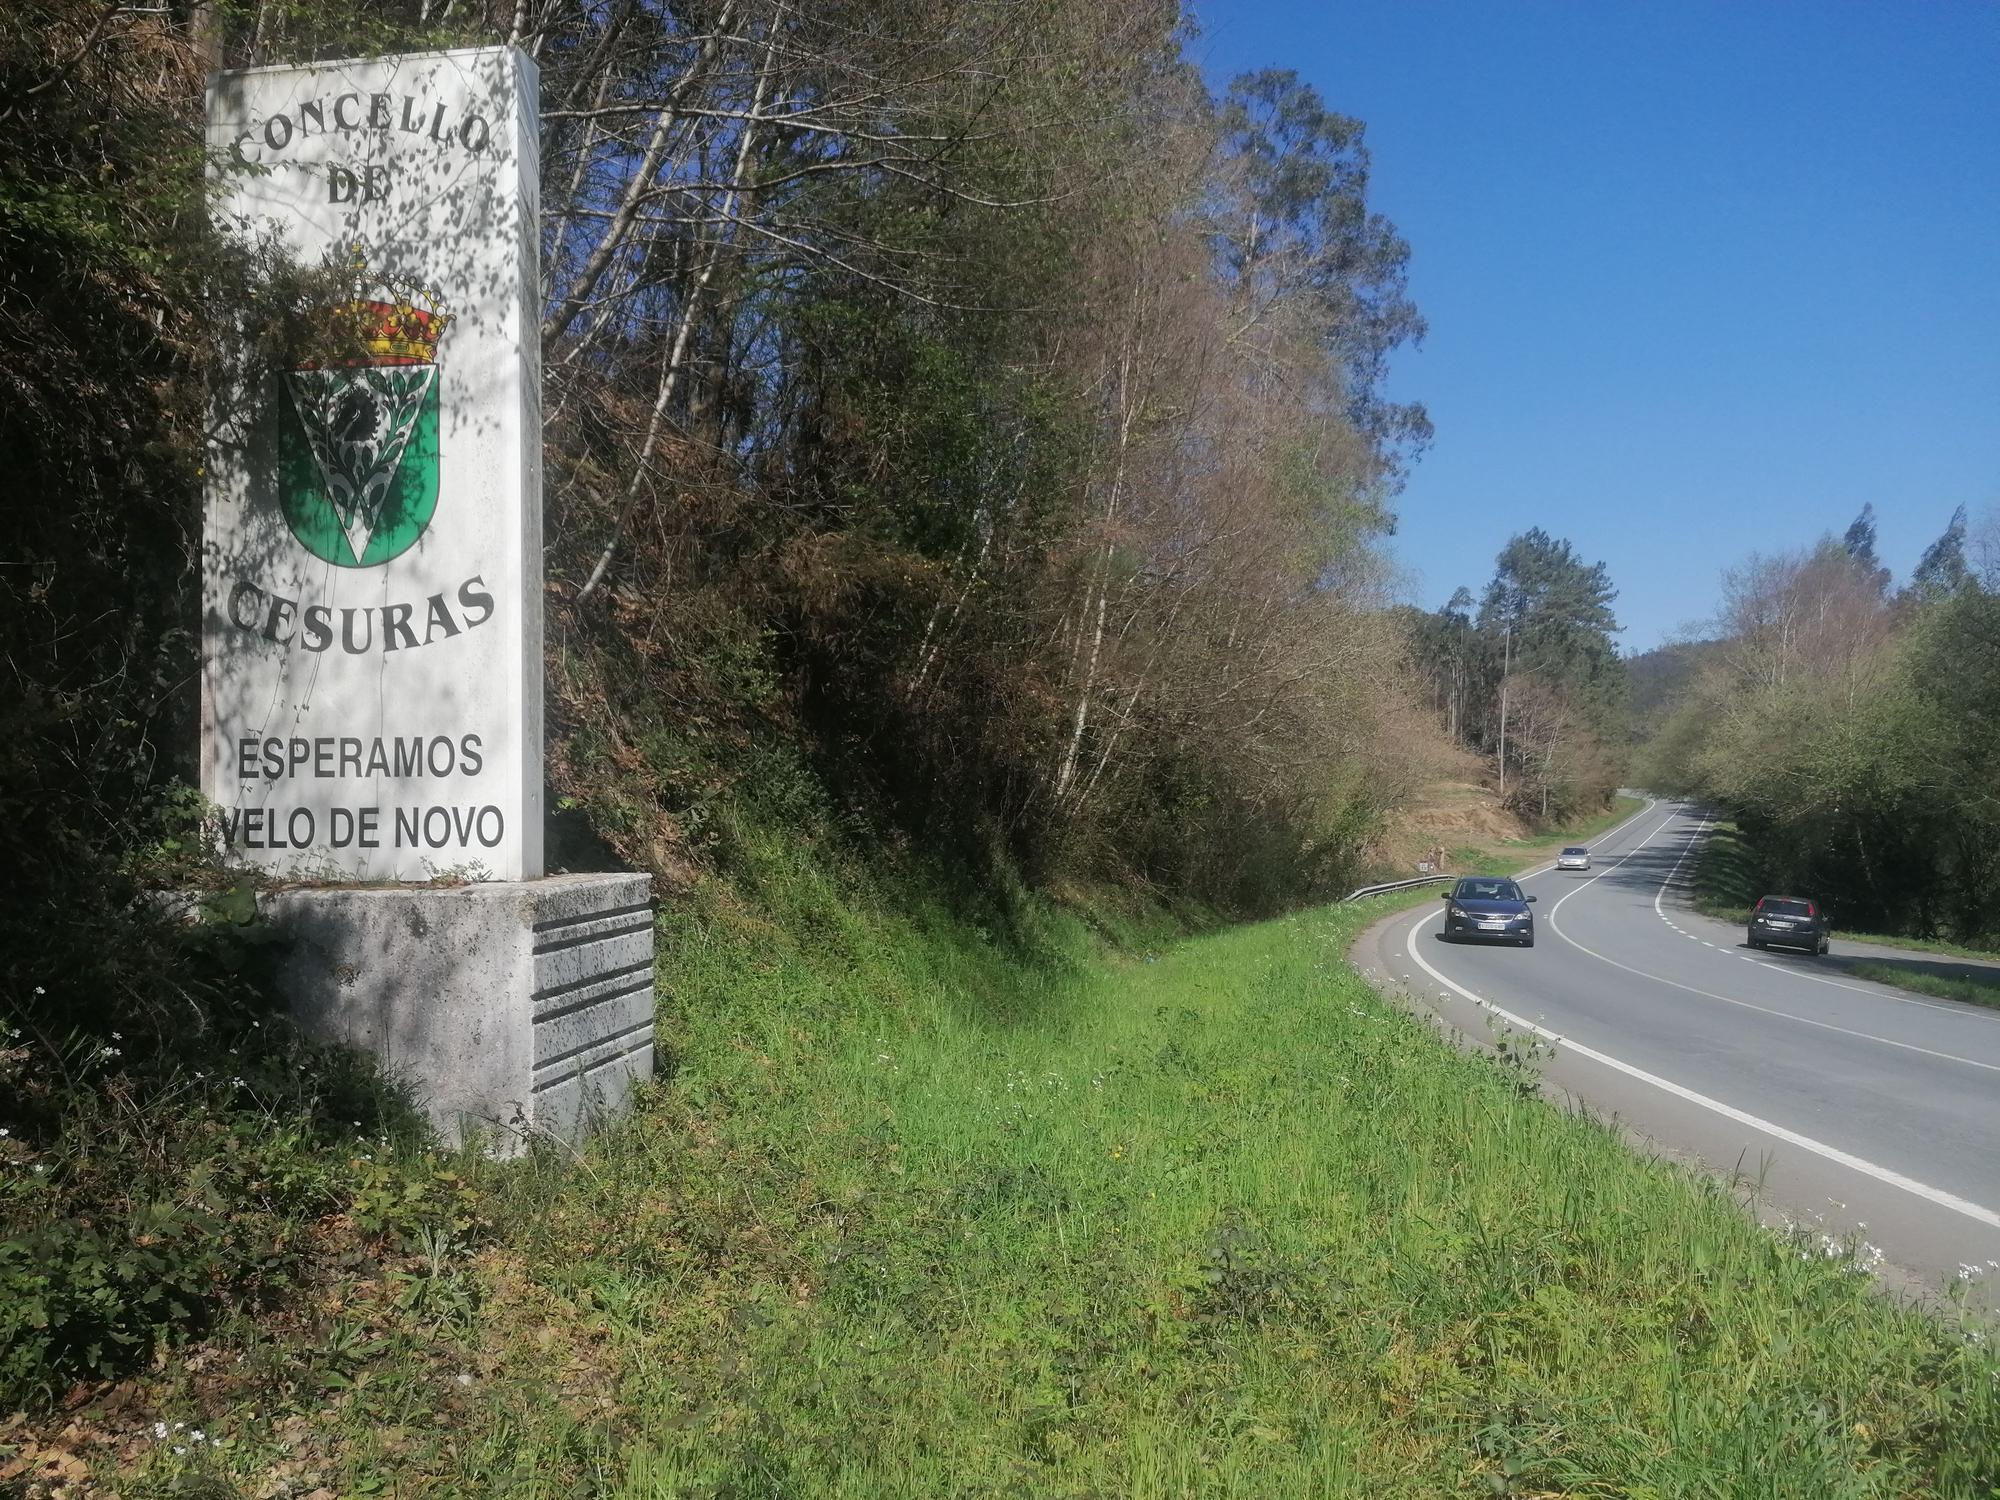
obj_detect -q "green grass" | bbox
[1687,820,1763,924]
[1846,960,2000,1012]
[1447,793,1648,877]
[88,813,1999,1499]
[1837,929,2000,963]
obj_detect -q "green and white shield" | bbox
[278,359,441,567]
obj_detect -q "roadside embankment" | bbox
[22,818,1995,1497]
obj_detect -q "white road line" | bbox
[1402,909,2000,1233]
[1541,817,2000,1077]
[1650,809,1710,927]
[1743,952,2000,1015]
[1504,796,1662,884]
[1653,815,1998,1021]
[1543,805,1682,923]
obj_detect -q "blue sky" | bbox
[1192,1,2000,651]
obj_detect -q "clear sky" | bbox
[1191,1,2000,651]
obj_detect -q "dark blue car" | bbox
[1441,876,1537,947]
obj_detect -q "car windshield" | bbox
[1561,847,1587,856]
[1457,879,1523,902]
[1760,898,1813,917]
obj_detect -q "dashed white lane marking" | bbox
[1543,812,2000,1077]
[1403,908,2000,1233]
[1651,813,1999,1023]
[1649,808,1713,927]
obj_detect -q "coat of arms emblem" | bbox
[278,254,451,567]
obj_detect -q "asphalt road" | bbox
[1356,798,2000,1300]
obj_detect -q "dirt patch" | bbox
[1369,758,1533,877]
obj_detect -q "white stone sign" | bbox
[203,47,542,880]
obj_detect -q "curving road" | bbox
[1356,798,2000,1298]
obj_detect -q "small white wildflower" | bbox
[34,985,45,995]
[0,1128,9,1138]
[110,1031,122,1041]
[151,1422,168,1440]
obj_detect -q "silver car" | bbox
[1555,846,1590,871]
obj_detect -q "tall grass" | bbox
[81,809,1999,1497]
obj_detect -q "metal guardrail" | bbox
[1342,873,1448,903]
[1342,796,1666,906]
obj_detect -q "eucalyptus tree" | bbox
[1907,505,1972,601]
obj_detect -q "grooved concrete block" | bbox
[262,873,653,1149]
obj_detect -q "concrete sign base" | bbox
[201,47,653,1149]
[261,874,655,1149]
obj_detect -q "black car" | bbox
[1441,876,1537,946]
[1747,895,1830,955]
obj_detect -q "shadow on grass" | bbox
[1690,820,1765,919]
[1825,953,2000,1010]
[1726,936,2000,1011]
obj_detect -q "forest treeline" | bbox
[1635,504,2000,945]
[1,0,1491,974]
[525,0,1444,912]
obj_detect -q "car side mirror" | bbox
[1526,895,1538,903]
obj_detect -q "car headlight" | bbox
[1448,905,1466,918]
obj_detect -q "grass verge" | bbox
[1846,960,2000,1012]
[1688,818,1761,923]
[1840,930,2000,962]
[26,810,1997,1499]
[1691,820,2000,962]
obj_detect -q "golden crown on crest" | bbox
[303,244,453,368]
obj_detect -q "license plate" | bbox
[1766,920,1792,929]
[1479,920,1507,930]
